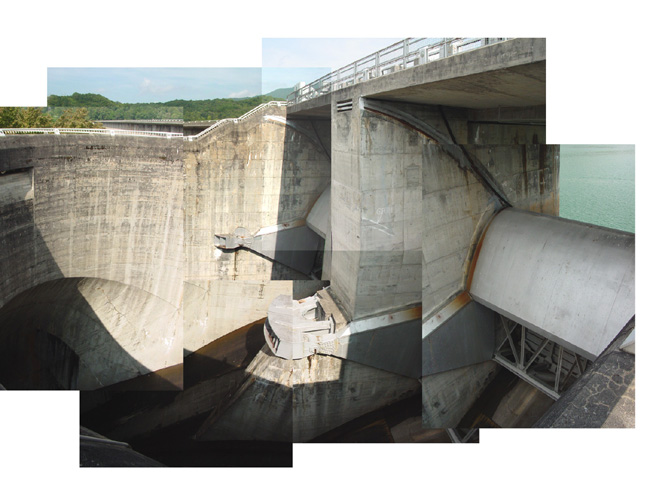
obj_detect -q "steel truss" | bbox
[493,315,590,400]
[446,428,479,443]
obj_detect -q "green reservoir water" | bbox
[559,145,635,233]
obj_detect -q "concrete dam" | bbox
[0,38,635,459]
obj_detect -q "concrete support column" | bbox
[330,94,422,320]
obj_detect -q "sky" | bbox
[46,38,402,102]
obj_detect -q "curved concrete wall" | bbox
[183,279,292,352]
[331,95,558,322]
[181,106,331,352]
[0,135,184,386]
[183,106,331,281]
[0,135,184,308]
[469,208,635,360]
[422,144,559,320]
[0,278,182,389]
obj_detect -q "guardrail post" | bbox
[442,38,454,57]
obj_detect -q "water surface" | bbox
[559,145,635,233]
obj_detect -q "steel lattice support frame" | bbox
[446,428,479,443]
[493,315,589,400]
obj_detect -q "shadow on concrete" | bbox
[0,135,180,389]
[309,391,448,443]
[270,113,331,280]
[0,277,180,390]
[79,319,293,466]
[183,318,266,388]
[80,426,164,467]
[456,367,554,429]
[0,145,181,391]
[0,326,80,390]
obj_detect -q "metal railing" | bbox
[0,127,182,139]
[0,101,287,141]
[99,119,185,123]
[0,101,288,141]
[183,101,287,142]
[287,37,510,105]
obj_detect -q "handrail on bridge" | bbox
[0,127,183,139]
[99,119,185,123]
[0,101,289,141]
[287,37,510,105]
[182,101,287,142]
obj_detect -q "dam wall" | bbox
[0,135,184,387]
[181,104,331,350]
[0,277,182,389]
[0,134,184,307]
[423,144,559,319]
[0,106,329,381]
[183,106,331,281]
[329,93,557,324]
[183,279,292,352]
[330,97,423,320]
[99,121,184,134]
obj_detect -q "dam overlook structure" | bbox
[0,37,635,463]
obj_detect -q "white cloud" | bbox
[139,77,175,96]
[228,89,254,98]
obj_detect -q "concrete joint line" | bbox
[263,116,330,160]
[361,98,451,145]
[438,105,512,208]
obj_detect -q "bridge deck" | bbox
[288,38,545,118]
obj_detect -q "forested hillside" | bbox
[0,106,102,129]
[46,92,287,121]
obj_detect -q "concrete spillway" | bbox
[0,135,184,389]
[422,208,635,426]
[1,38,635,451]
[469,208,635,361]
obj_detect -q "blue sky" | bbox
[47,38,402,102]
[48,67,265,103]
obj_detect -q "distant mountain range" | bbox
[264,87,293,100]
[46,88,293,121]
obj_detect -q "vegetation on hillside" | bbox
[46,92,286,121]
[0,107,102,129]
[47,93,183,121]
[2,88,289,128]
[167,95,281,121]
[53,108,104,128]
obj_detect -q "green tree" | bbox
[0,107,19,127]
[17,108,54,128]
[0,107,53,128]
[54,108,103,129]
